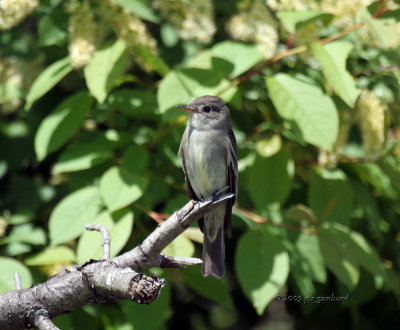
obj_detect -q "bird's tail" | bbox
[202,226,224,278]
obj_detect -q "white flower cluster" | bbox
[105,3,158,72]
[266,0,319,11]
[153,0,216,44]
[356,89,387,159]
[320,0,373,28]
[0,56,40,113]
[0,0,38,30]
[226,0,278,59]
[67,1,98,69]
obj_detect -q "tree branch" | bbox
[0,193,234,329]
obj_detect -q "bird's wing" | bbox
[179,128,204,231]
[224,128,238,237]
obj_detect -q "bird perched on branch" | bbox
[177,95,238,278]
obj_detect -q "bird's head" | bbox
[176,95,231,130]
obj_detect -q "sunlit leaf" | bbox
[266,73,338,150]
[100,166,148,212]
[34,92,93,161]
[84,39,127,104]
[49,186,103,246]
[25,57,73,109]
[0,257,32,294]
[77,209,134,263]
[312,41,360,107]
[236,230,290,315]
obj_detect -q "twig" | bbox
[217,4,388,95]
[235,206,311,233]
[31,310,59,330]
[85,224,111,259]
[159,255,202,268]
[14,273,22,290]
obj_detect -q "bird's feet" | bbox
[211,185,229,201]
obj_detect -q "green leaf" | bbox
[99,166,148,212]
[278,10,333,33]
[0,83,24,104]
[25,57,73,109]
[361,3,400,48]
[235,230,290,315]
[329,223,385,280]
[0,257,32,294]
[52,145,113,174]
[77,209,133,263]
[285,204,317,224]
[378,156,400,193]
[110,0,160,23]
[319,227,359,290]
[309,168,353,225]
[160,23,179,47]
[181,265,233,307]
[25,246,76,266]
[312,41,360,107]
[337,269,378,307]
[266,73,339,150]
[291,264,316,298]
[187,41,263,79]
[158,68,237,121]
[162,235,195,257]
[1,224,46,246]
[38,8,68,46]
[5,243,33,256]
[49,186,104,246]
[351,162,398,200]
[122,145,149,173]
[106,89,159,119]
[295,233,326,283]
[84,39,127,104]
[210,41,264,78]
[130,42,170,76]
[34,92,93,161]
[247,147,294,211]
[319,223,384,290]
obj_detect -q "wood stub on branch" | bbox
[89,262,165,303]
[129,273,166,304]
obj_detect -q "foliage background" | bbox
[1,0,400,329]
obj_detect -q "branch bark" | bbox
[0,193,233,330]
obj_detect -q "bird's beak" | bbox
[176,105,193,113]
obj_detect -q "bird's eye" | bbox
[203,106,211,113]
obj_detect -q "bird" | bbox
[177,95,238,278]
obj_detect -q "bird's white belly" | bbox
[186,130,227,199]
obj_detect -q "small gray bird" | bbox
[177,95,238,278]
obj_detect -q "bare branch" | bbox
[0,193,234,329]
[0,261,164,329]
[113,192,234,269]
[85,224,111,259]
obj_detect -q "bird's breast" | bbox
[186,129,227,199]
